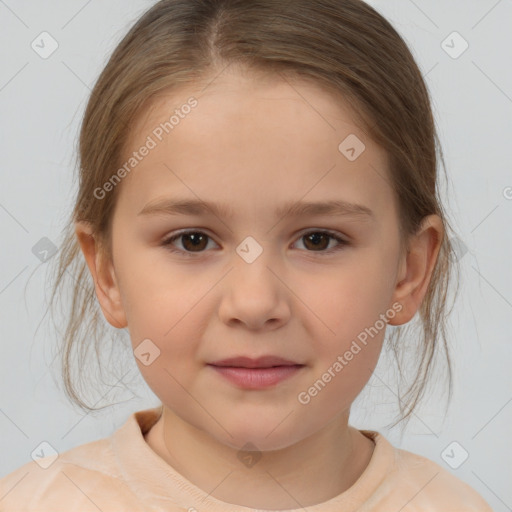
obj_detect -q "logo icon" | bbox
[338,134,366,161]
[31,32,59,59]
[236,236,263,264]
[441,32,469,59]
[134,338,161,366]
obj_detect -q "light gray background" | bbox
[1,1,511,510]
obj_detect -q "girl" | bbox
[0,0,494,510]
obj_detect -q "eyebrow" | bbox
[137,197,375,221]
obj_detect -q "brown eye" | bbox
[302,232,330,251]
[180,232,208,251]
[162,231,215,255]
[161,229,348,258]
[295,231,348,253]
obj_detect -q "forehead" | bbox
[116,70,393,220]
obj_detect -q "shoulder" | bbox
[0,433,142,511]
[370,433,493,511]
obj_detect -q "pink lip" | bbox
[207,355,305,389]
[208,365,304,389]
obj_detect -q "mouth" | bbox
[209,355,303,369]
[207,355,305,389]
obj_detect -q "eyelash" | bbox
[160,229,349,258]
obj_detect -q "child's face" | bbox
[98,70,407,450]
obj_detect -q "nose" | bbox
[217,246,291,331]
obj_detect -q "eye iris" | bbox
[183,233,207,251]
[304,233,329,250]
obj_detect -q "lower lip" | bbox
[208,364,304,389]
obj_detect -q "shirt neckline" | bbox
[111,406,395,511]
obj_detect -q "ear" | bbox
[388,214,444,326]
[74,221,127,329]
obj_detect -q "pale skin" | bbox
[75,66,443,509]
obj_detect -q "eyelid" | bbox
[296,227,348,240]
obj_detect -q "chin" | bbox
[211,418,307,453]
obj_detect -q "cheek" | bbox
[307,257,393,336]
[116,264,205,386]
[301,254,393,387]
[115,246,201,338]
[129,301,204,413]
[300,310,386,419]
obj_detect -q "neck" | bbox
[144,405,375,509]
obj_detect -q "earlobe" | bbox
[74,221,128,329]
[387,215,444,326]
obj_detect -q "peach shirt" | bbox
[0,407,493,511]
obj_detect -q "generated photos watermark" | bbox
[297,301,403,405]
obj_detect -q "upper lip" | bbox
[209,356,303,368]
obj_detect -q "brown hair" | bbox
[44,0,461,428]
